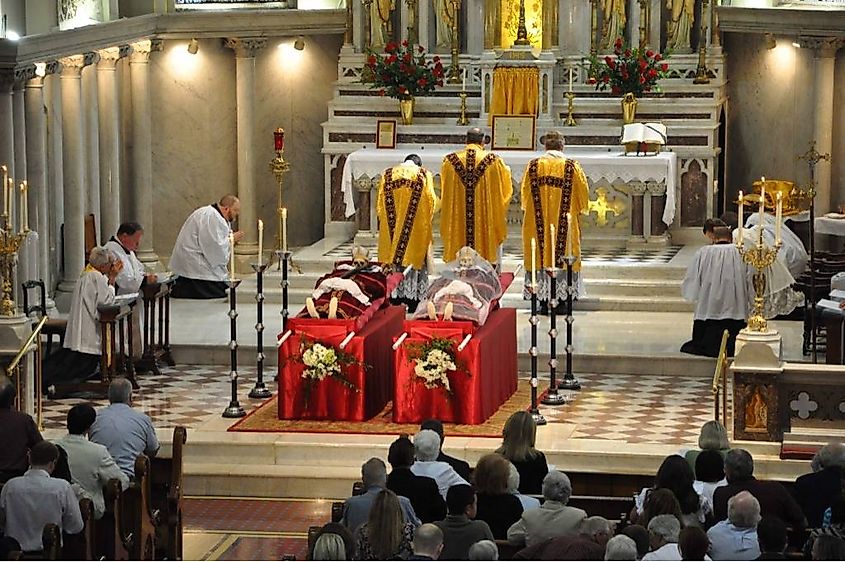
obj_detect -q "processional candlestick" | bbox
[222,278,247,418]
[447,0,462,84]
[248,262,273,399]
[0,166,27,317]
[692,0,712,84]
[527,239,547,425]
[269,128,301,274]
[513,0,531,46]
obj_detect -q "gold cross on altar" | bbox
[588,188,625,226]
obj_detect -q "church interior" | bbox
[0,0,844,559]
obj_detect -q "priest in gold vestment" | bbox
[440,128,513,265]
[521,131,590,314]
[376,154,437,312]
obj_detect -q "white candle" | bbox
[550,224,556,271]
[566,212,573,258]
[568,68,573,93]
[257,219,264,266]
[1,165,6,216]
[281,207,288,252]
[713,179,718,194]
[759,183,766,234]
[7,178,13,231]
[462,68,467,92]
[530,237,536,289]
[229,232,235,281]
[776,192,782,245]
[19,181,27,232]
[737,191,744,245]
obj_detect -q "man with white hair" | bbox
[642,514,682,561]
[340,457,420,533]
[507,470,587,547]
[411,430,468,499]
[794,442,845,527]
[43,246,121,390]
[469,539,499,560]
[707,491,761,560]
[605,534,638,560]
[511,515,612,559]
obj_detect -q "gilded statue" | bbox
[745,387,768,432]
[433,0,457,50]
[599,0,627,51]
[665,0,694,52]
[370,0,396,48]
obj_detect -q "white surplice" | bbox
[744,212,809,277]
[681,243,749,321]
[64,270,116,355]
[104,239,145,295]
[168,205,231,282]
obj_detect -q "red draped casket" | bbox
[392,307,518,424]
[278,305,405,421]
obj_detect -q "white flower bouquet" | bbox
[414,348,457,391]
[301,343,340,382]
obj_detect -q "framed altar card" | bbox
[491,115,536,151]
[376,120,397,149]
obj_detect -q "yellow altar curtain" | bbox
[520,155,589,272]
[440,144,513,263]
[489,66,540,124]
[376,164,437,269]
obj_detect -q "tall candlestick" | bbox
[229,232,236,281]
[568,68,573,93]
[1,165,6,216]
[737,191,744,245]
[257,219,264,266]
[565,212,573,258]
[530,237,536,289]
[775,192,782,245]
[281,207,288,252]
[550,224,556,271]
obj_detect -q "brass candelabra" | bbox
[737,237,781,333]
[692,0,711,84]
[447,0,462,84]
[457,92,469,125]
[0,215,24,317]
[564,92,577,126]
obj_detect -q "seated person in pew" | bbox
[303,246,389,320]
[42,247,122,393]
[0,441,84,553]
[340,457,420,534]
[411,246,503,326]
[420,418,472,482]
[386,436,447,524]
[411,430,469,500]
[434,484,494,561]
[0,375,43,483]
[89,378,159,480]
[411,523,445,561]
[512,516,613,561]
[507,471,586,548]
[54,404,129,519]
[170,195,242,299]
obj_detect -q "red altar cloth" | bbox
[392,307,518,425]
[277,305,405,421]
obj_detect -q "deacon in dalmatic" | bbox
[520,131,590,315]
[440,128,513,266]
[376,154,437,312]
[169,195,243,299]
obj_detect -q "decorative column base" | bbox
[734,330,782,367]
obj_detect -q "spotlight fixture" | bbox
[293,36,305,51]
[792,41,801,48]
[187,38,199,55]
[765,33,776,50]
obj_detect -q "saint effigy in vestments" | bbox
[303,247,389,320]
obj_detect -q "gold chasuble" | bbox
[520,153,589,271]
[376,163,437,269]
[440,144,513,263]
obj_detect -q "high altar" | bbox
[322,0,727,247]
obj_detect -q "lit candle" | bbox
[229,232,235,281]
[566,212,573,258]
[775,192,782,245]
[568,68,573,93]
[737,191,744,245]
[462,68,467,92]
[550,224,556,271]
[530,237,536,289]
[257,219,264,266]
[713,179,718,194]
[281,207,288,252]
[19,181,27,232]
[7,178,13,231]
[759,182,766,237]
[1,165,6,216]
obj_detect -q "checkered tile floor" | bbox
[325,242,682,265]
[536,372,728,444]
[40,365,268,430]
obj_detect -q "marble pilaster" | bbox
[466,0,484,54]
[129,39,161,269]
[97,47,125,245]
[44,61,64,296]
[13,73,27,232]
[0,70,15,189]
[82,51,101,241]
[57,55,87,298]
[225,37,266,267]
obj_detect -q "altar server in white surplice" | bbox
[744,212,809,277]
[170,195,243,299]
[680,226,748,358]
[43,248,120,391]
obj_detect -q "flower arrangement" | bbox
[407,337,462,395]
[586,38,670,97]
[362,40,445,100]
[292,338,361,405]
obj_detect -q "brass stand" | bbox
[737,238,781,333]
[447,0,462,84]
[344,0,353,45]
[589,0,599,56]
[638,0,650,49]
[457,92,469,125]
[0,215,24,317]
[269,132,301,274]
[513,0,530,46]
[564,92,577,126]
[692,0,711,84]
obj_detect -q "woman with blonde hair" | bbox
[353,489,414,560]
[473,453,524,539]
[496,411,549,494]
[684,420,730,470]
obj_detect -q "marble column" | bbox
[57,55,86,297]
[225,37,266,267]
[24,67,52,306]
[97,47,125,243]
[0,69,15,191]
[129,39,160,269]
[800,37,843,215]
[44,62,64,295]
[13,74,27,229]
[81,52,101,241]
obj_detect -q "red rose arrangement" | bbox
[585,37,670,97]
[362,40,445,100]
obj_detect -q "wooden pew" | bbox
[150,426,187,561]
[124,456,160,561]
[41,525,60,561]
[136,277,176,376]
[62,498,95,560]
[99,478,132,561]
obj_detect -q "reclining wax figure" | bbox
[302,246,389,320]
[412,247,503,326]
[43,247,122,392]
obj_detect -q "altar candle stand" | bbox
[222,278,246,418]
[528,238,547,425]
[543,227,566,406]
[560,216,581,391]
[248,262,272,399]
[276,249,292,336]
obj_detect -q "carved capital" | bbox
[14,65,37,85]
[58,55,86,77]
[97,47,121,70]
[119,44,134,59]
[0,68,15,92]
[45,60,63,76]
[224,37,268,58]
[799,36,845,58]
[129,38,161,63]
[83,51,101,67]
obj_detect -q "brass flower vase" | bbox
[621,92,638,124]
[399,96,415,125]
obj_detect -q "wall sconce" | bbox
[765,33,776,50]
[293,36,306,51]
[187,38,199,55]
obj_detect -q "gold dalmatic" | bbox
[377,165,435,269]
[528,159,574,269]
[383,167,425,265]
[445,149,500,249]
